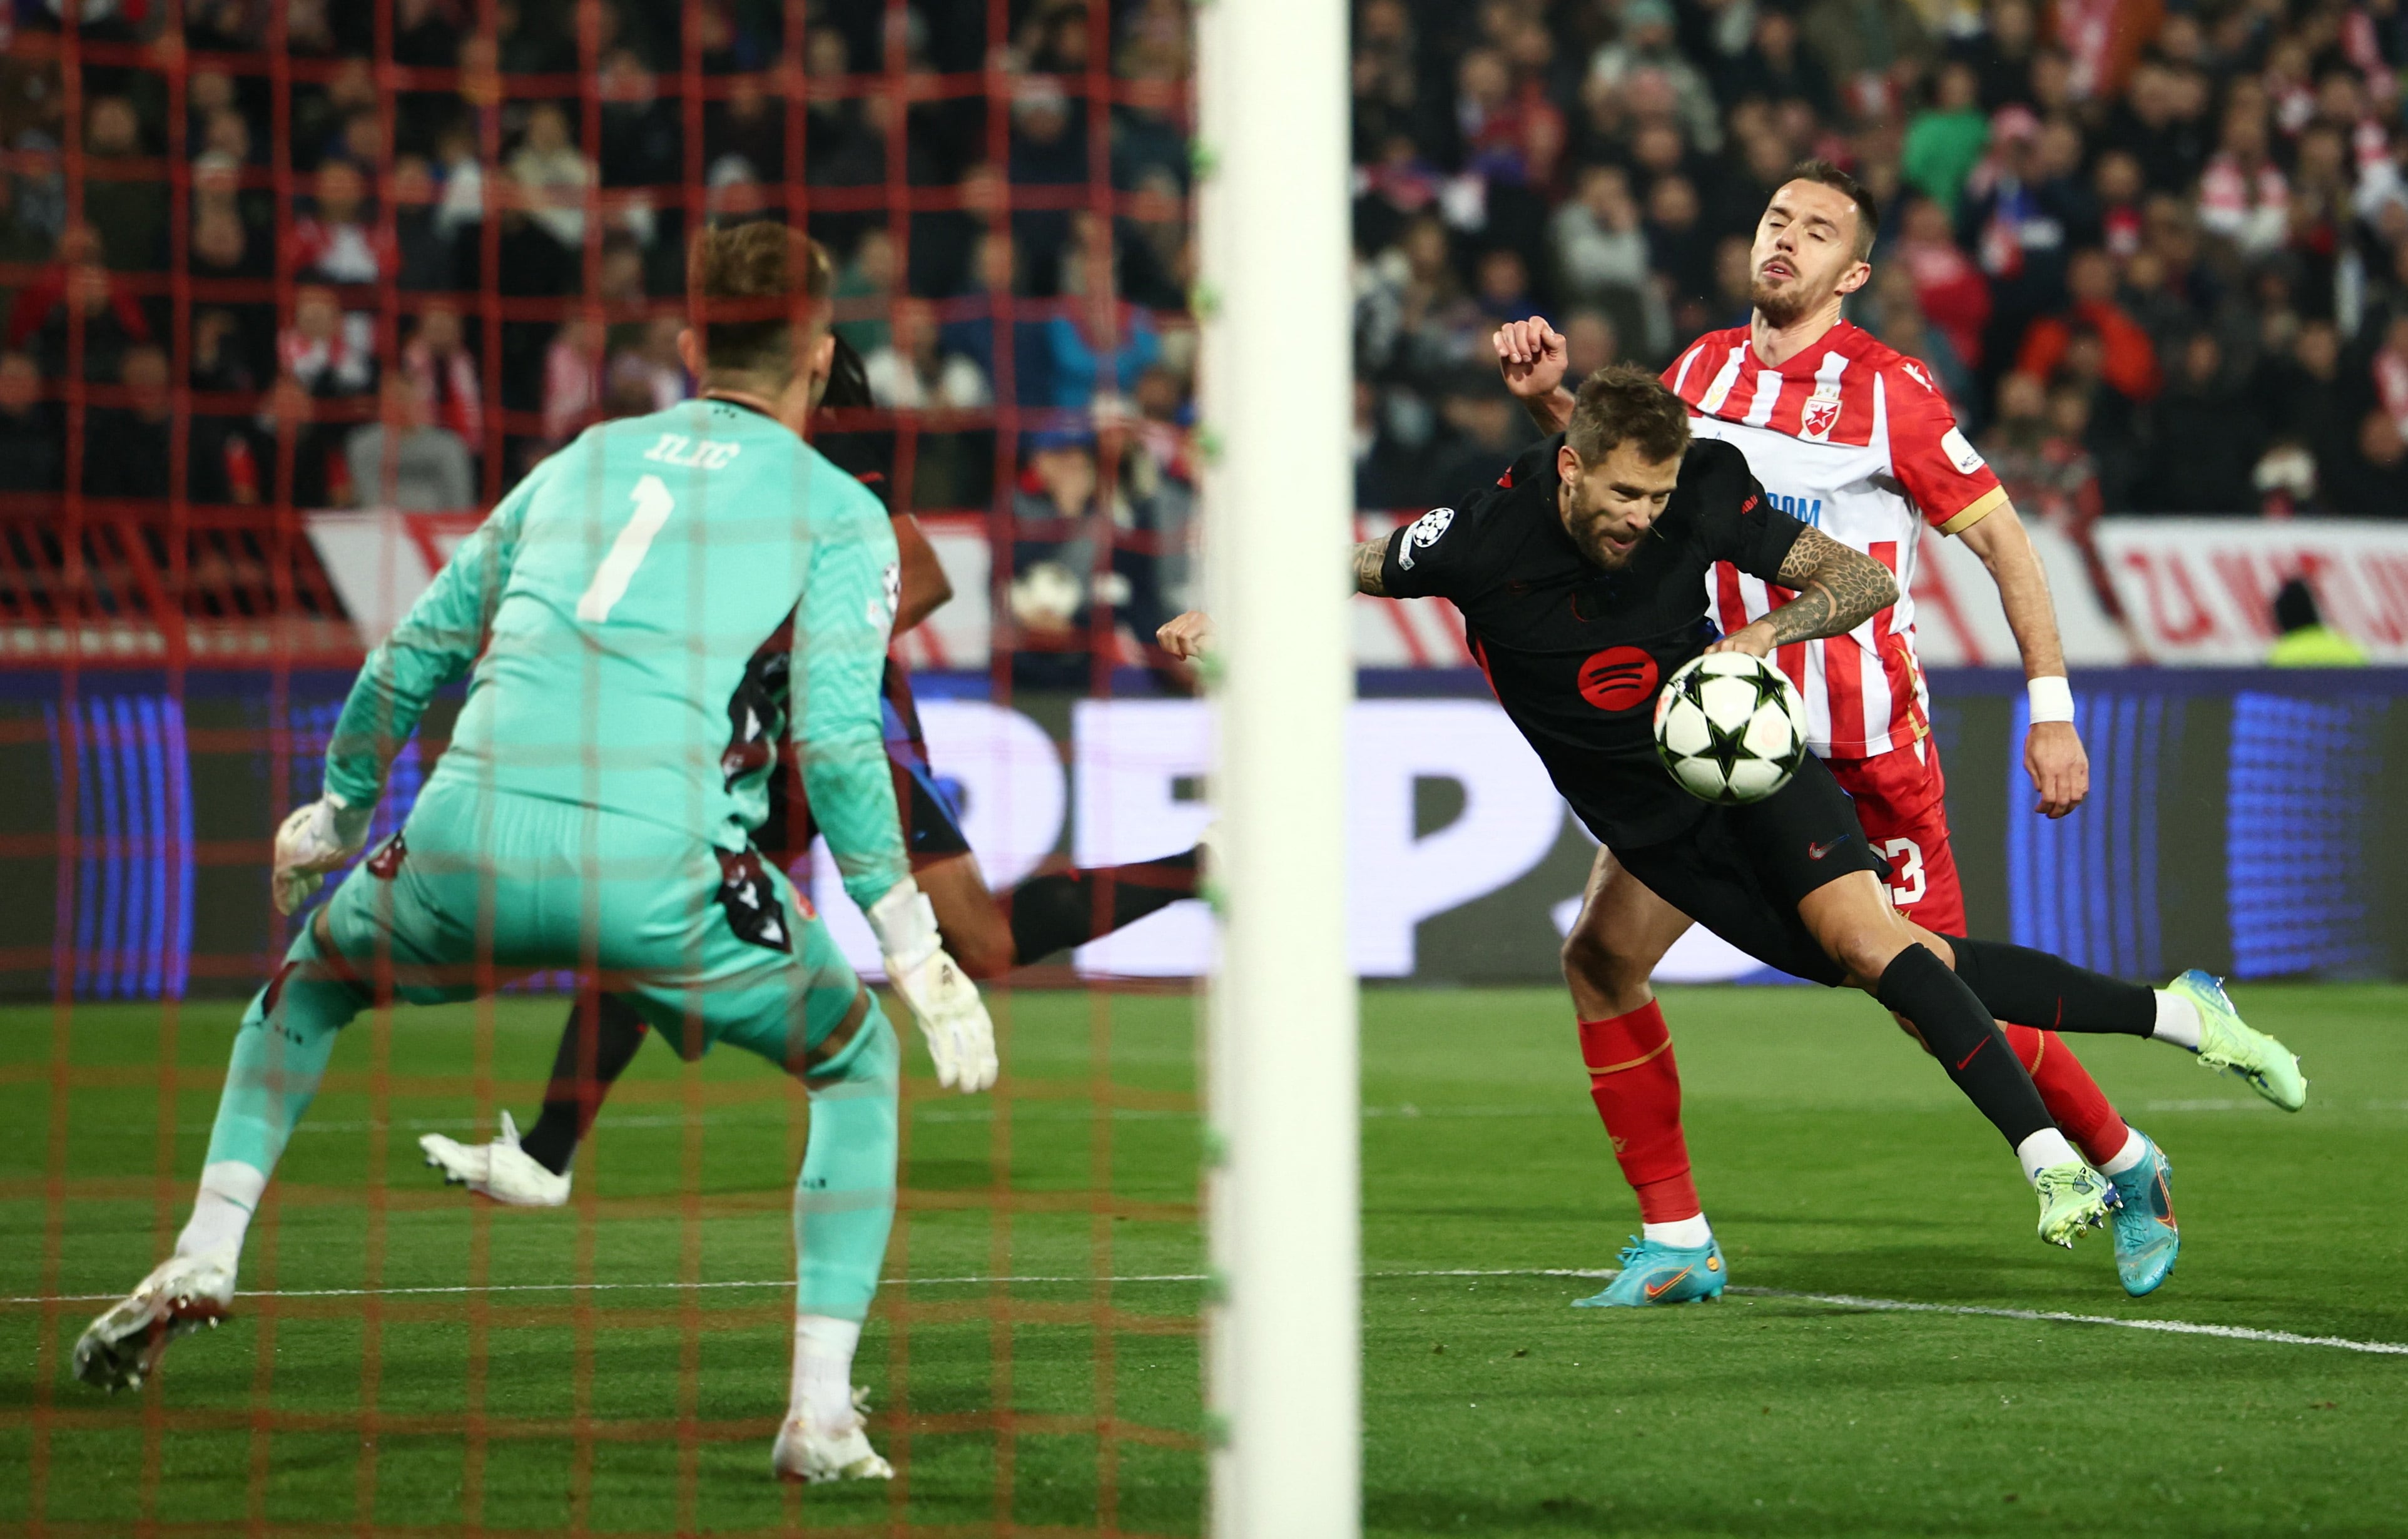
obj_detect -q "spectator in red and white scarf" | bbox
[278,284,375,398]
[400,302,481,445]
[2262,36,2318,139]
[2198,102,2289,258]
[2094,149,2146,259]
[2310,66,2389,178]
[285,160,394,287]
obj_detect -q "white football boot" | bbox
[417,1110,572,1207]
[772,1388,895,1483]
[73,1252,237,1391]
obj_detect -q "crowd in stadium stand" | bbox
[0,0,1199,661]
[4,0,2408,586]
[1351,0,2408,521]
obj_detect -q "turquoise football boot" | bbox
[1573,1236,1727,1308]
[2166,970,2307,1112]
[2105,1132,2179,1298]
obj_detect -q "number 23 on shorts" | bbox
[1881,836,1926,908]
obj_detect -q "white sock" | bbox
[790,1314,863,1430]
[174,1161,266,1267]
[2014,1129,2080,1186]
[1641,1214,1712,1249]
[2151,990,2203,1051]
[2097,1127,2151,1178]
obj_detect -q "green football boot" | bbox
[2034,1162,2116,1248]
[2104,1132,2179,1296]
[1573,1236,1727,1308]
[2167,969,2307,1112]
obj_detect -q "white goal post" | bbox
[1195,0,1359,1535]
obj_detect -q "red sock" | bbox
[1579,1002,1699,1223]
[2003,1024,2129,1166]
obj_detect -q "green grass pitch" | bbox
[3,982,2404,1536]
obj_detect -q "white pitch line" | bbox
[10,1267,2407,1357]
[236,1103,1567,1135]
[1715,1285,2408,1356]
[3,1272,1206,1305]
[176,1099,2408,1137]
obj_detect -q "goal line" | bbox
[13,1267,2399,1357]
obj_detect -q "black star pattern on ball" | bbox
[1699,712,1750,798]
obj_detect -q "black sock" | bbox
[1874,943,2055,1149]
[519,993,650,1176]
[1942,936,2156,1036]
[1007,849,1201,965]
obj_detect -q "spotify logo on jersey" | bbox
[1577,646,1659,713]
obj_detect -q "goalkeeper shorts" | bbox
[317,777,868,1073]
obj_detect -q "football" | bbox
[1652,652,1811,804]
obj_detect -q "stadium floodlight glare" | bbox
[1196,0,1360,1533]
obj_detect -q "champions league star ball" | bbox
[1652,653,1810,805]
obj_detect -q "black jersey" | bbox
[1381,434,1807,847]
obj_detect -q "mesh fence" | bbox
[3,1,1207,1531]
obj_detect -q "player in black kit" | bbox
[1158,365,2305,1286]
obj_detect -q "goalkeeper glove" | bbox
[271,793,373,916]
[866,880,998,1093]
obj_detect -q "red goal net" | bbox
[2,1,1206,1531]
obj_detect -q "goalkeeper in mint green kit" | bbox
[74,225,988,1484]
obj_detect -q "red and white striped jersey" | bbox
[1665,322,2007,759]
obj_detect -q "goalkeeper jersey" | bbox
[322,397,911,910]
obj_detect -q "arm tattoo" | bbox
[1352,537,1388,596]
[1764,527,1899,647]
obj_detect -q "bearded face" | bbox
[1557,442,1682,569]
[1750,268,1812,328]
[1749,180,1869,329]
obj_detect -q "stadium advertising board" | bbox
[325,511,2408,671]
[2095,519,2408,664]
[10,673,2408,997]
[308,509,2163,670]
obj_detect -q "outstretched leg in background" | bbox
[435,844,1204,1195]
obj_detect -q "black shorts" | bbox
[1610,753,1889,988]
[759,658,972,870]
[875,661,973,866]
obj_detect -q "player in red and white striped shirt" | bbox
[1499,161,2182,1298]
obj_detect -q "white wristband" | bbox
[866,880,940,968]
[2026,676,2075,724]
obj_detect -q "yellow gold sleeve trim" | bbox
[1936,485,2008,536]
